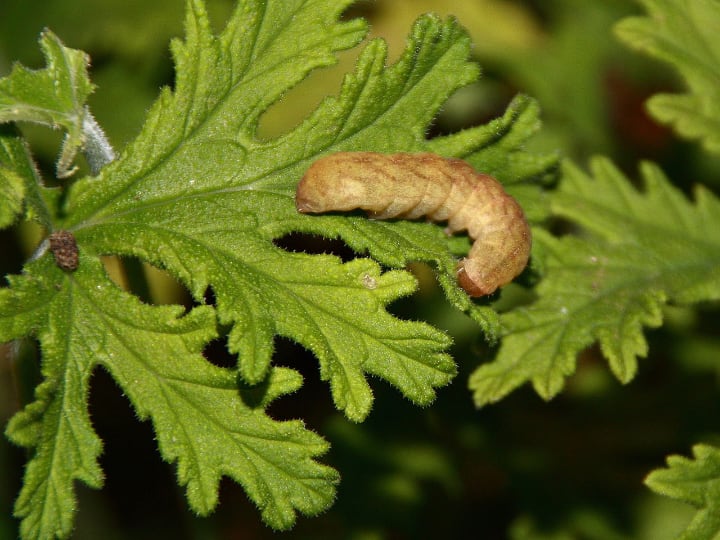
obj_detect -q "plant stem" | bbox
[82,108,116,175]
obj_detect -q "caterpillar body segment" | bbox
[295,152,531,296]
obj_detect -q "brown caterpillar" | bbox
[295,152,531,296]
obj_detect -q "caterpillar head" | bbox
[296,153,372,213]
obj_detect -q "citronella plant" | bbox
[2,0,720,539]
[0,0,555,537]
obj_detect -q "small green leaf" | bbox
[645,445,720,540]
[0,29,95,177]
[0,124,53,228]
[470,158,720,406]
[615,0,720,153]
[0,155,25,228]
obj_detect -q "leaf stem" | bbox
[81,108,115,175]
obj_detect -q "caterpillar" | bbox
[295,152,531,296]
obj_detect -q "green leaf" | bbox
[3,256,337,537]
[0,29,95,177]
[469,158,720,406]
[0,134,26,228]
[615,0,720,153]
[0,124,54,228]
[645,444,720,540]
[555,159,720,304]
[0,169,24,227]
[3,0,555,534]
[60,1,552,420]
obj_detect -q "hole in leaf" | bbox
[264,337,335,431]
[237,374,272,409]
[273,232,359,262]
[203,331,235,370]
[425,80,515,139]
[341,0,377,21]
[102,256,193,308]
[203,285,217,307]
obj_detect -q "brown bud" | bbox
[49,230,79,272]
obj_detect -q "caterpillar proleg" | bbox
[296,152,531,296]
